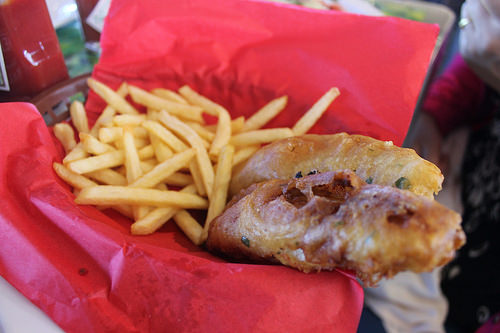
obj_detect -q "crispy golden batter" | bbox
[230,133,443,199]
[207,171,465,286]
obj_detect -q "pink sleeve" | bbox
[422,54,485,135]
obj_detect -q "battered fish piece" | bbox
[207,170,465,286]
[230,133,443,199]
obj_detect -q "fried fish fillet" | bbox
[229,133,443,199]
[207,170,465,286]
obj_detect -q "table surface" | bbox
[0,276,63,333]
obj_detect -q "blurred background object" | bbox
[24,0,107,122]
[46,0,101,78]
[46,0,79,28]
[0,0,70,101]
[0,0,103,102]
[73,0,100,44]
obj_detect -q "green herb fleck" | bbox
[335,221,345,227]
[307,169,318,175]
[241,236,250,247]
[365,177,373,184]
[295,171,303,178]
[395,177,411,190]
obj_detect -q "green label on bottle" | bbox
[0,42,10,91]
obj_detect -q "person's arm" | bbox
[405,54,484,171]
[422,54,485,136]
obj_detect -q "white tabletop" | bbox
[0,276,63,333]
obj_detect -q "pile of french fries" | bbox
[52,78,340,245]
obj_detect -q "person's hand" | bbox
[459,0,500,93]
[405,112,448,174]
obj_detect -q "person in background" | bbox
[406,0,500,331]
[359,0,500,332]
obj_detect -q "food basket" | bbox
[30,73,91,126]
[0,0,441,332]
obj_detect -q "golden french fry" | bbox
[53,123,77,153]
[229,128,294,147]
[186,121,215,142]
[99,126,122,143]
[151,88,189,105]
[142,120,188,153]
[241,96,287,132]
[131,149,195,189]
[114,136,149,150]
[140,158,157,173]
[173,210,204,245]
[104,204,134,219]
[132,205,178,235]
[177,85,231,157]
[87,78,139,115]
[135,206,151,221]
[138,144,156,160]
[164,172,194,187]
[156,183,168,191]
[115,165,126,176]
[86,168,127,186]
[122,128,143,184]
[131,184,197,235]
[90,82,129,136]
[80,133,115,155]
[150,133,173,162]
[292,87,340,135]
[134,137,150,149]
[128,85,204,122]
[91,108,116,137]
[230,116,245,134]
[69,100,89,134]
[123,127,149,220]
[63,143,88,164]
[209,109,231,157]
[133,126,149,139]
[158,111,214,198]
[232,145,260,167]
[67,150,124,174]
[75,185,208,209]
[146,108,159,121]
[206,116,244,134]
[113,114,146,127]
[99,126,148,143]
[53,162,97,189]
[203,144,234,240]
[178,85,217,116]
[97,115,115,128]
[132,204,177,235]
[189,160,206,197]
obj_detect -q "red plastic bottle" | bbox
[0,0,69,102]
